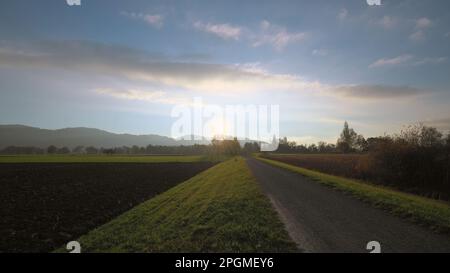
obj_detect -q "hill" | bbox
[0,125,209,149]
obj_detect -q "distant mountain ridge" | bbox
[0,124,211,149]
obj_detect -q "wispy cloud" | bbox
[121,11,164,28]
[252,20,306,51]
[95,88,189,105]
[192,19,305,51]
[193,21,241,40]
[413,57,447,66]
[369,54,413,68]
[369,54,447,68]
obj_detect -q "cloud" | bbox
[95,88,189,105]
[121,11,164,28]
[369,54,447,68]
[193,21,241,40]
[0,40,321,94]
[415,17,432,29]
[312,49,328,57]
[369,54,413,68]
[0,40,427,102]
[191,19,305,51]
[413,57,447,66]
[337,8,348,21]
[330,85,423,100]
[377,16,397,29]
[409,30,425,41]
[252,20,306,51]
[409,17,433,41]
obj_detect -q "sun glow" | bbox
[204,117,233,139]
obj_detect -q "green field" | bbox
[257,156,450,233]
[0,155,205,163]
[57,157,296,252]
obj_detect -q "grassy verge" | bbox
[0,155,205,163]
[56,157,296,252]
[257,156,450,234]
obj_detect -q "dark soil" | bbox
[0,162,214,252]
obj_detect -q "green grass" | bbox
[257,156,450,234]
[0,155,205,163]
[56,157,297,252]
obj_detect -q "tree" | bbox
[317,141,327,153]
[276,137,297,153]
[398,124,421,146]
[47,145,57,154]
[85,146,98,154]
[397,124,443,147]
[308,143,318,153]
[420,126,443,147]
[355,135,368,152]
[211,137,241,156]
[317,142,336,153]
[72,146,85,154]
[337,121,359,153]
[58,147,70,154]
[1,146,44,155]
[131,145,140,154]
[103,148,115,155]
[243,142,259,155]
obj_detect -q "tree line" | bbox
[273,122,450,200]
[275,121,450,154]
[2,122,448,157]
[0,138,260,156]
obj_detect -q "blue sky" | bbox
[1,0,450,143]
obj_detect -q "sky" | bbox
[1,0,450,144]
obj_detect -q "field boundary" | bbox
[256,156,450,234]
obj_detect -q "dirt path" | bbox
[246,158,450,253]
